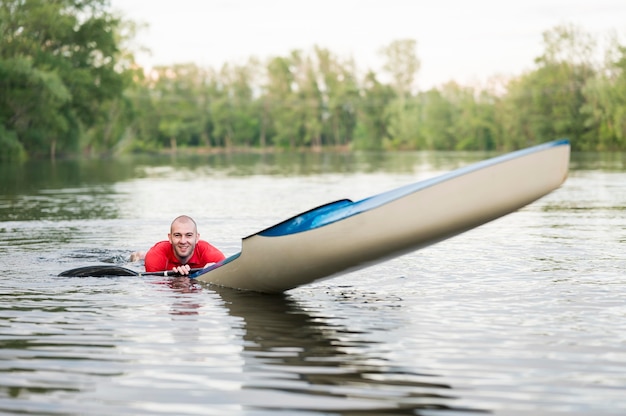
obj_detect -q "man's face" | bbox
[168,220,199,262]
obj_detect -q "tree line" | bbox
[2,0,626,161]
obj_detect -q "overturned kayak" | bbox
[194,140,570,293]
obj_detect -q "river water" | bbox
[1,149,625,415]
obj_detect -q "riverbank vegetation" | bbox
[2,0,626,161]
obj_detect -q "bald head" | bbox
[170,215,197,234]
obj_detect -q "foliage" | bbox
[2,10,626,160]
[498,24,597,151]
[352,71,395,150]
[121,24,626,154]
[581,44,626,150]
[0,0,134,159]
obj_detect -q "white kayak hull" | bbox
[195,140,570,293]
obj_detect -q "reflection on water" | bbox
[2,150,623,223]
[1,149,626,415]
[1,151,455,222]
[215,287,486,414]
[0,273,484,415]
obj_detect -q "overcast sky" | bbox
[111,0,626,90]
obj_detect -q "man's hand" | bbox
[172,264,191,275]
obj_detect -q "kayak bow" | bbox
[194,140,570,293]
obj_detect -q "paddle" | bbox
[58,265,204,277]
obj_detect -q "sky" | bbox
[111,0,626,90]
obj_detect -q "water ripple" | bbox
[2,155,626,415]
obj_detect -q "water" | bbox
[1,150,625,415]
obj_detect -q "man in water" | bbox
[134,215,226,275]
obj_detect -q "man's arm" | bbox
[144,242,167,272]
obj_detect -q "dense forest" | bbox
[2,0,626,161]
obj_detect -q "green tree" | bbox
[146,64,211,151]
[380,39,420,98]
[298,52,324,149]
[124,69,160,152]
[314,47,359,148]
[440,82,498,151]
[0,56,71,159]
[581,42,626,150]
[264,53,303,148]
[379,39,421,148]
[0,0,134,159]
[353,70,395,150]
[499,25,596,150]
[415,88,456,150]
[211,60,261,148]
